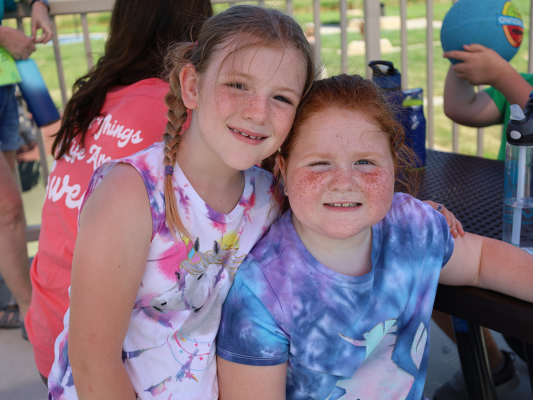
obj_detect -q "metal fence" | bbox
[4,0,533,241]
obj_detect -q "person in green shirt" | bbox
[443,43,533,161]
[434,43,530,400]
[484,72,533,159]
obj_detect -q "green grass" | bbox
[7,0,533,159]
[31,39,106,108]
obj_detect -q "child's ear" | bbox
[180,64,199,109]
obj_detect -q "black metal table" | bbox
[417,150,533,400]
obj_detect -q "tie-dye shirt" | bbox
[217,194,454,400]
[48,142,279,400]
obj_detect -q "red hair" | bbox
[262,74,419,213]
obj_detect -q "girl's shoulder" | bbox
[82,142,166,236]
[87,142,166,196]
[388,193,441,220]
[246,212,296,268]
[382,193,452,242]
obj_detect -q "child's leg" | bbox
[0,151,31,321]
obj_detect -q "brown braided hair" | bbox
[163,5,315,236]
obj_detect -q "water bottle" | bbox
[369,60,403,115]
[369,61,426,168]
[502,102,533,254]
[16,59,60,127]
[402,88,426,168]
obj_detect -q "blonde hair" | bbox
[163,5,315,236]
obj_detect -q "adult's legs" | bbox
[0,150,32,320]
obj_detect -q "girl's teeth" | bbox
[230,127,262,140]
[329,203,359,207]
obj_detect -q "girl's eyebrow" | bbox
[300,151,333,160]
[229,71,301,97]
[299,149,387,161]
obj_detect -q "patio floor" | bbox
[0,320,531,399]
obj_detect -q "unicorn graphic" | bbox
[327,320,428,400]
[150,237,243,322]
[148,237,244,381]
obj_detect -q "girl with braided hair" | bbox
[26,0,213,384]
[48,5,315,400]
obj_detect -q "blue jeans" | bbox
[0,84,21,152]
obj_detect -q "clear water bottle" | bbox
[502,102,533,254]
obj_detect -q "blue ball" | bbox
[441,0,524,64]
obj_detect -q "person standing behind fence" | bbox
[24,0,213,383]
[0,0,52,330]
[443,43,533,160]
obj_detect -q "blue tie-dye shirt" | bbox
[217,194,454,400]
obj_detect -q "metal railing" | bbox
[5,0,533,241]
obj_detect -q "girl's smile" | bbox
[183,41,307,173]
[281,108,395,244]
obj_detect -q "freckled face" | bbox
[193,42,307,171]
[283,108,395,241]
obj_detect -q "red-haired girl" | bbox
[216,74,533,400]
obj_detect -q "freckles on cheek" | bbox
[215,87,237,110]
[289,170,326,209]
[273,108,295,139]
[359,170,394,208]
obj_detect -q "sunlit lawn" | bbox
[6,0,533,159]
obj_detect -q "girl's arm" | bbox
[439,233,533,303]
[217,356,287,400]
[68,164,152,400]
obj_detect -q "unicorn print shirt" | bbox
[217,194,454,400]
[48,142,279,400]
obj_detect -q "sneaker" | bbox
[434,350,520,400]
[0,305,21,329]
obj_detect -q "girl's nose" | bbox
[329,169,356,191]
[242,94,270,125]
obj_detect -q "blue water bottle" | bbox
[369,60,403,115]
[369,60,426,168]
[401,88,426,168]
[16,59,60,127]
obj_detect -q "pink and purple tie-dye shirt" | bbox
[217,194,454,400]
[48,142,279,400]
